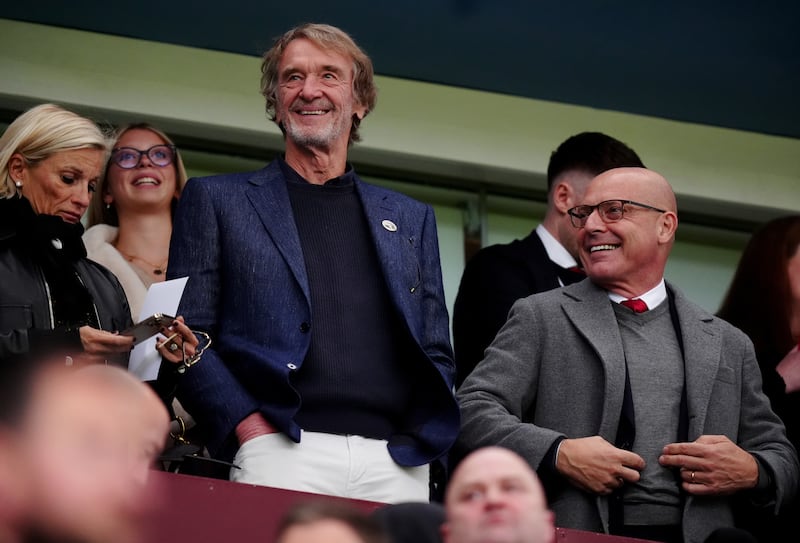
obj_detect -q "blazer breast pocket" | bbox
[715,365,736,385]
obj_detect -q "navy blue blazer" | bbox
[167,161,460,466]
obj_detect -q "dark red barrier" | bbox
[142,470,654,543]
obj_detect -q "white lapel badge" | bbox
[381,219,398,232]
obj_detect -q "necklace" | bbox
[117,250,168,276]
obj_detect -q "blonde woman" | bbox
[0,103,196,370]
[0,103,135,366]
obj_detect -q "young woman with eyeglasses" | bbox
[83,123,206,467]
[84,123,189,320]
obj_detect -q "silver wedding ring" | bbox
[690,471,695,483]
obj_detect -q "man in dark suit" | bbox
[456,167,798,543]
[452,132,644,387]
[166,23,459,503]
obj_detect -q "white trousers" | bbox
[230,431,430,504]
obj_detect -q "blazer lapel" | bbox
[244,165,310,300]
[562,282,720,444]
[561,282,629,442]
[669,286,720,438]
[357,181,403,270]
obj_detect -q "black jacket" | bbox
[0,198,132,365]
[452,230,584,388]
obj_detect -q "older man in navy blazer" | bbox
[166,23,458,503]
[457,168,798,543]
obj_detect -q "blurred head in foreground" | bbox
[275,500,388,543]
[442,446,555,543]
[1,361,169,543]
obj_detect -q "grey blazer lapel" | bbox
[561,282,628,442]
[669,285,720,438]
[244,167,310,300]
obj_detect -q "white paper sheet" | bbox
[127,276,188,381]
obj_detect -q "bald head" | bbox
[542,133,645,261]
[588,167,676,214]
[72,364,170,428]
[446,447,543,503]
[20,364,170,543]
[443,447,554,543]
[575,167,678,298]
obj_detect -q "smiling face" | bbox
[275,38,367,153]
[443,447,555,543]
[12,148,104,224]
[577,168,678,297]
[105,128,178,216]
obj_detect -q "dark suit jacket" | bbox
[457,279,799,543]
[452,229,582,387]
[166,161,459,466]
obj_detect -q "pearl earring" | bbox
[106,203,111,210]
[14,180,22,188]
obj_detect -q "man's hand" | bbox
[557,436,645,494]
[659,435,758,495]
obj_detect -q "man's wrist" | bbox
[235,412,277,445]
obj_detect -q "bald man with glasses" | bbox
[456,168,798,543]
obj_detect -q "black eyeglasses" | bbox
[568,199,666,228]
[110,144,176,169]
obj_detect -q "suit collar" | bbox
[607,279,667,309]
[518,230,568,287]
[535,224,578,268]
[562,281,629,440]
[245,162,309,299]
[667,285,719,436]
[241,162,405,311]
[355,182,415,317]
[560,280,721,440]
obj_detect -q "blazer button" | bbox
[299,322,310,333]
[287,363,297,370]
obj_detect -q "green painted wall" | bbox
[2,18,795,320]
